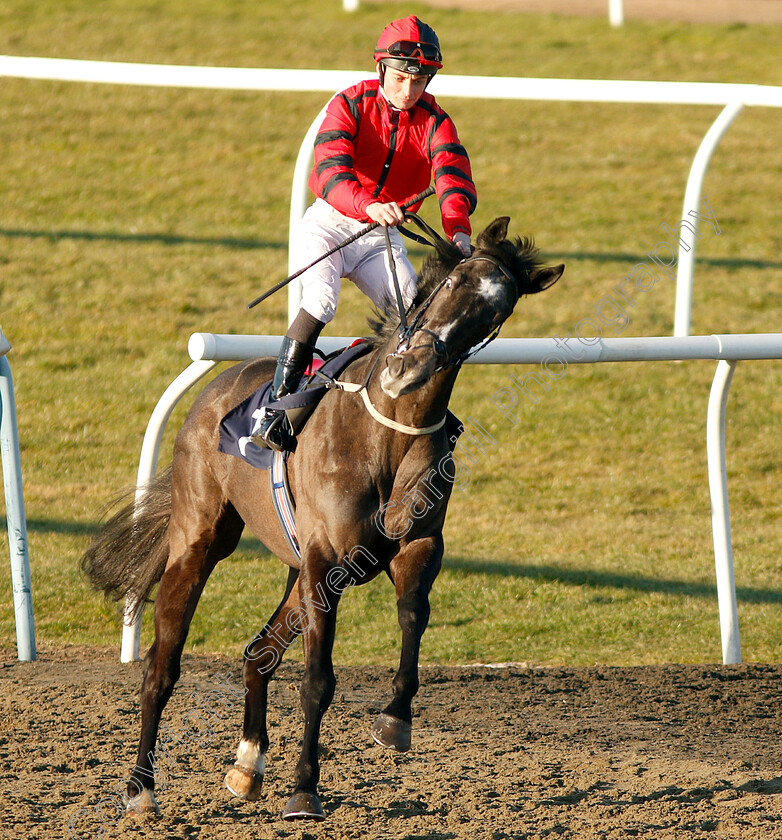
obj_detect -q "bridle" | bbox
[388,253,518,374]
[330,228,519,436]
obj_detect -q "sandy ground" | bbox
[403,0,782,24]
[3,645,782,840]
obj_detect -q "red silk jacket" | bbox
[308,79,477,239]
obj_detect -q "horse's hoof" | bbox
[371,712,412,752]
[124,787,160,817]
[282,791,326,821]
[225,763,264,801]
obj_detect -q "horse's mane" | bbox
[366,232,542,348]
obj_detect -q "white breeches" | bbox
[292,199,418,324]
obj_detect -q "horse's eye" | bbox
[445,278,453,289]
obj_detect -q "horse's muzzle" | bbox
[380,348,436,398]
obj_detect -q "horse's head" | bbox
[379,217,564,398]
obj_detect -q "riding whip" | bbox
[247,185,436,309]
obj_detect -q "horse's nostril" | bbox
[386,354,406,378]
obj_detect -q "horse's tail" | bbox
[81,465,173,620]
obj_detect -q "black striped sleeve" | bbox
[321,171,361,201]
[438,185,478,214]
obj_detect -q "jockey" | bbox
[255,15,477,451]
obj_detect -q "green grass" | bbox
[1,0,781,666]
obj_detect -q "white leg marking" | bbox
[124,787,160,816]
[236,739,266,775]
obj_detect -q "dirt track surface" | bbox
[415,0,782,24]
[3,646,782,840]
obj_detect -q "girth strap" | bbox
[270,451,300,559]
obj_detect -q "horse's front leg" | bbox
[282,551,342,822]
[372,535,443,752]
[225,566,301,802]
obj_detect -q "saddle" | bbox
[218,340,373,470]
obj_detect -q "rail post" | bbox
[673,102,743,337]
[0,328,36,661]
[706,359,741,663]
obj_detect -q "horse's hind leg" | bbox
[372,535,443,752]
[126,478,244,816]
[225,566,303,801]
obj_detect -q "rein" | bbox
[329,212,454,436]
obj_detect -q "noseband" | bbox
[389,254,517,373]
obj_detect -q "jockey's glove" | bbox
[452,232,472,256]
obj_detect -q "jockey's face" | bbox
[380,67,429,110]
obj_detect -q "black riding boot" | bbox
[253,336,313,451]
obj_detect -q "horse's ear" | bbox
[525,263,564,294]
[476,216,510,248]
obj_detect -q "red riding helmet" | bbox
[374,15,443,77]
